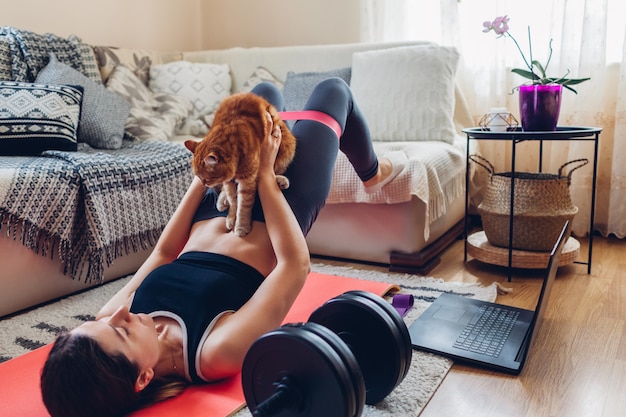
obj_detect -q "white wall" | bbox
[0,0,361,51]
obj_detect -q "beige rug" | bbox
[0,261,498,416]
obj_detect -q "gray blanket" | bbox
[1,26,102,84]
[0,141,193,282]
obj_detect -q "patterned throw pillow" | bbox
[149,61,231,135]
[35,53,130,150]
[0,81,83,155]
[282,67,352,112]
[92,46,183,85]
[105,64,193,142]
[239,66,284,93]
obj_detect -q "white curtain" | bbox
[361,0,626,238]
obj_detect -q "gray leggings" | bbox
[251,78,378,235]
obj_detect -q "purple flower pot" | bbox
[518,84,562,131]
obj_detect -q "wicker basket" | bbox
[470,155,588,251]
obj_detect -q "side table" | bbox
[462,126,602,280]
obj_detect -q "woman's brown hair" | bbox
[41,332,188,417]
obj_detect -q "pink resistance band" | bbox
[278,110,342,139]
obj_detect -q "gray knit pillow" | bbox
[35,53,129,149]
[282,67,351,112]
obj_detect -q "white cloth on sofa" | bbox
[327,140,465,240]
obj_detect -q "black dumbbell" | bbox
[241,290,412,417]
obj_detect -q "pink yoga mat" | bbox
[0,272,397,417]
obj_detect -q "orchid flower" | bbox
[482,15,590,93]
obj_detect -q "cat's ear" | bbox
[184,140,199,154]
[204,153,218,166]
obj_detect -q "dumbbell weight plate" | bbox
[343,290,413,382]
[242,325,360,417]
[308,292,410,405]
[292,322,365,417]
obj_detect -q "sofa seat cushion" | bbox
[350,45,459,144]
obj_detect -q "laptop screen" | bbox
[529,221,570,332]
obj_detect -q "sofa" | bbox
[0,28,473,317]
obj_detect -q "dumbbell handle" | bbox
[251,376,302,417]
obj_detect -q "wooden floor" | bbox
[320,234,626,417]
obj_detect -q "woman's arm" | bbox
[96,176,206,319]
[200,116,311,379]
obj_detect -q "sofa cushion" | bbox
[35,53,129,149]
[350,45,459,143]
[149,61,231,135]
[106,64,193,142]
[282,67,351,112]
[0,81,82,155]
[240,66,284,93]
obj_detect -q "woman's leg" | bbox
[250,80,404,235]
[250,82,285,111]
[296,78,407,189]
[249,81,337,234]
[252,78,380,180]
[298,78,407,194]
[299,77,379,181]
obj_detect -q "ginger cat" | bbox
[185,93,296,236]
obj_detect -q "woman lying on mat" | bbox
[40,78,407,417]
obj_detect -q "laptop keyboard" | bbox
[453,305,520,357]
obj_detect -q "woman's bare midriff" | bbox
[180,217,277,278]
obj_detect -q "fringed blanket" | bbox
[0,26,102,84]
[0,141,193,283]
[327,139,466,240]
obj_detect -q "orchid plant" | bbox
[483,15,590,93]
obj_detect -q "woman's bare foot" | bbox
[363,151,407,194]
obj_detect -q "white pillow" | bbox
[149,61,231,135]
[350,45,459,143]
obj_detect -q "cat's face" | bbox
[185,93,283,187]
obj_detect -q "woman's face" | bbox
[73,305,160,371]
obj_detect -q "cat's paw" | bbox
[234,222,251,237]
[225,213,236,231]
[217,200,230,212]
[217,191,230,211]
[276,175,290,190]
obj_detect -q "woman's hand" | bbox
[258,112,281,179]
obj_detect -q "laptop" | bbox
[408,221,570,374]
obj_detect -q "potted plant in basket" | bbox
[483,15,590,131]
